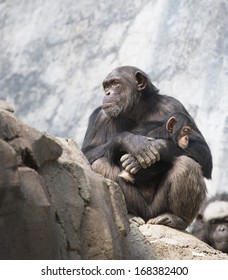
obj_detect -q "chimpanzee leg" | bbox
[92,157,149,220]
[92,157,121,181]
[147,156,207,230]
[117,178,151,220]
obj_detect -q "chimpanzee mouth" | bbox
[214,237,228,244]
[214,240,228,251]
[102,103,121,118]
[102,102,116,109]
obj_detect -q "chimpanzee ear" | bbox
[135,71,147,91]
[166,117,177,133]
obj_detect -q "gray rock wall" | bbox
[1,0,228,193]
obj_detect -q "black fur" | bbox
[82,66,212,229]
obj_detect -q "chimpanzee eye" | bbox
[112,80,119,86]
[210,219,218,225]
[103,82,108,89]
[183,126,192,134]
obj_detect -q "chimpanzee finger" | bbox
[130,165,141,174]
[143,153,155,167]
[124,162,139,172]
[147,137,156,141]
[135,155,148,169]
[120,154,131,163]
[145,147,157,165]
[149,146,160,162]
[145,154,156,166]
[121,157,135,169]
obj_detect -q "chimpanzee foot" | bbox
[129,215,145,227]
[147,213,188,230]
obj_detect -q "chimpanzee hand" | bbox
[121,134,163,170]
[120,153,141,174]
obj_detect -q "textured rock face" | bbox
[0,104,130,259]
[0,1,227,198]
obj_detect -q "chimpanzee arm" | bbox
[82,108,161,167]
[152,137,212,179]
[121,137,212,180]
[184,139,212,179]
[120,139,183,174]
[81,107,114,163]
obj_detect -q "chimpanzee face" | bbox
[177,126,193,149]
[102,67,147,118]
[166,114,193,149]
[102,75,124,118]
[204,201,228,253]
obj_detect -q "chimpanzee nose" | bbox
[218,224,225,231]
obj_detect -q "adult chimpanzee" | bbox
[82,66,212,230]
[118,111,195,183]
[190,193,228,253]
